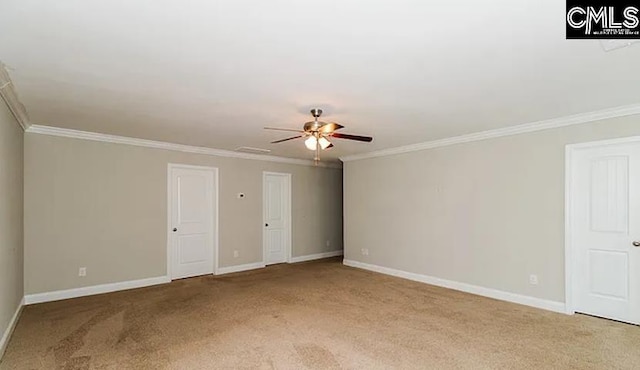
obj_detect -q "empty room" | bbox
[1,1,640,369]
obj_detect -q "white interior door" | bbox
[169,165,216,279]
[263,172,291,265]
[571,141,640,324]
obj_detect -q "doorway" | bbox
[263,172,292,265]
[566,137,640,324]
[168,164,218,279]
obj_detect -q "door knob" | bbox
[172,228,177,232]
[633,241,640,247]
[265,223,269,227]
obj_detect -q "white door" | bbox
[169,165,216,279]
[571,141,640,324]
[263,172,291,265]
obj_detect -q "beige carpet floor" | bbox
[2,257,639,369]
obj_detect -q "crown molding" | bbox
[26,125,343,169]
[0,63,30,131]
[340,103,640,162]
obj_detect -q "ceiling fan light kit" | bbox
[318,137,331,150]
[305,136,331,150]
[304,136,316,150]
[265,108,373,164]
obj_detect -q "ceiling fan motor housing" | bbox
[304,121,323,132]
[304,108,324,132]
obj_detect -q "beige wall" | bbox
[24,134,343,294]
[344,115,640,303]
[0,101,24,343]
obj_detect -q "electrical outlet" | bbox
[79,267,87,277]
[326,240,331,247]
[361,248,369,256]
[529,274,538,285]
[233,250,239,258]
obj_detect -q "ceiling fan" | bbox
[265,108,373,163]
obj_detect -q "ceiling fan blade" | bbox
[271,135,303,144]
[331,133,373,142]
[264,127,305,133]
[324,143,334,150]
[318,122,344,133]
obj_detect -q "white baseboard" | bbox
[24,276,171,305]
[343,259,566,314]
[217,262,266,275]
[0,297,24,360]
[217,251,344,275]
[290,250,343,263]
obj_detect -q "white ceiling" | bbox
[1,0,639,162]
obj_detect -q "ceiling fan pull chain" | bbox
[316,132,321,164]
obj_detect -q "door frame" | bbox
[167,163,220,279]
[262,171,292,265]
[564,135,640,315]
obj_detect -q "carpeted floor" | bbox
[2,258,639,369]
